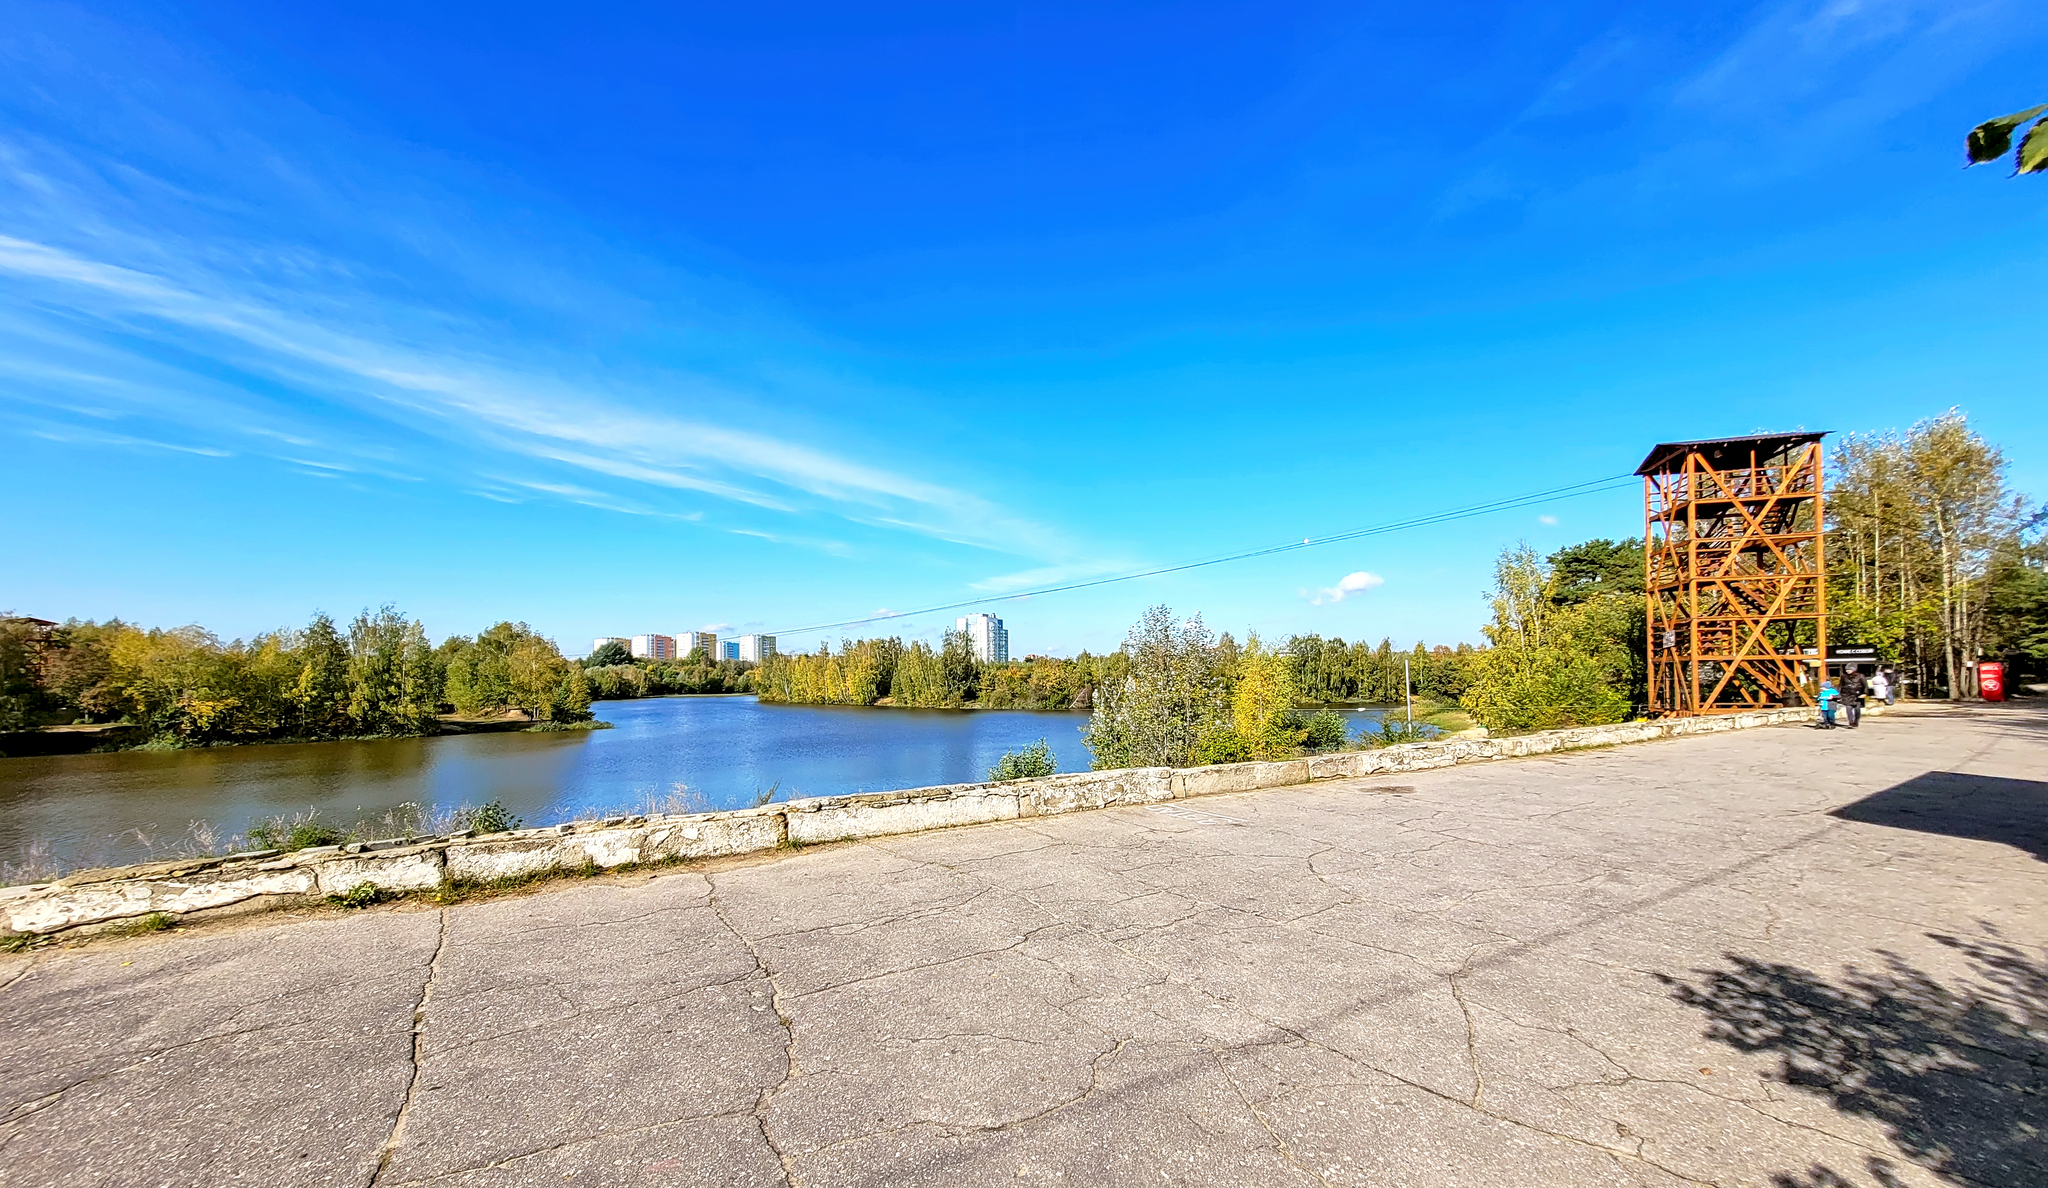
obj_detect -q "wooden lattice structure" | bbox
[1639,434,1827,716]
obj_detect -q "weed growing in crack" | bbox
[330,882,393,910]
[115,911,176,936]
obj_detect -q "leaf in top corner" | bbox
[2016,116,2048,176]
[1966,104,2048,165]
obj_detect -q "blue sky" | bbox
[3,0,2044,656]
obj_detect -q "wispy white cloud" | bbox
[970,558,1138,593]
[729,528,855,558]
[0,218,1070,559]
[1307,571,1384,606]
[1538,514,1558,526]
[26,424,231,457]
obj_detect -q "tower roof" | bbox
[1635,432,1827,476]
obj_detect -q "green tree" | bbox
[1462,544,1632,732]
[586,639,632,667]
[346,606,444,734]
[1084,606,1224,769]
[292,612,352,737]
[1828,412,2030,697]
[1545,538,1645,604]
[940,629,981,706]
[444,622,587,721]
[0,617,39,730]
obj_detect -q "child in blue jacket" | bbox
[1818,679,1839,729]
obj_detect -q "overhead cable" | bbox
[767,473,1640,637]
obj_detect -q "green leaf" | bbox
[1966,104,2048,165]
[2017,116,2048,176]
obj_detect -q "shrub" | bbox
[1192,728,1253,765]
[1302,710,1349,751]
[455,800,523,834]
[989,739,1057,781]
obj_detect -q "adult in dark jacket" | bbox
[1840,667,1869,728]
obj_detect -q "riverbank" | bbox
[0,711,609,758]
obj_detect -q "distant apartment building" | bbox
[735,634,777,663]
[955,613,1009,664]
[591,636,629,657]
[631,634,677,661]
[720,639,740,661]
[679,631,718,659]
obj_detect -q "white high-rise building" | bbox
[631,634,677,661]
[735,634,777,663]
[679,631,718,659]
[955,613,1009,663]
[591,636,629,657]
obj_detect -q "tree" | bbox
[346,606,443,734]
[1083,606,1224,769]
[0,618,38,730]
[445,622,588,721]
[1546,538,1645,604]
[888,641,948,707]
[1966,105,2048,175]
[1462,544,1632,732]
[586,639,632,667]
[940,629,981,706]
[1828,412,2030,698]
[292,612,352,736]
[1985,527,2048,681]
[1231,633,1304,759]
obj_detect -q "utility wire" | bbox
[766,473,1640,638]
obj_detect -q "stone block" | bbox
[1026,768,1173,816]
[643,810,785,861]
[787,790,1021,844]
[311,849,447,896]
[2,868,318,935]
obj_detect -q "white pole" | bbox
[1405,657,1412,724]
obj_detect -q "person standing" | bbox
[1818,678,1839,729]
[1882,667,1898,705]
[1871,668,1891,708]
[1841,666,1868,728]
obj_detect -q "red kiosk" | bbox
[1979,661,2005,702]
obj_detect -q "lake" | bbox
[0,697,1412,877]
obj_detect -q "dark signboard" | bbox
[1827,644,1880,661]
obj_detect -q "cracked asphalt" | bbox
[4,702,2044,1188]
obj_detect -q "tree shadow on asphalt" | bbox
[1830,772,2048,863]
[1659,929,2046,1187]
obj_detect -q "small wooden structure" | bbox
[1639,434,1827,716]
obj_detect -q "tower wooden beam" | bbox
[1638,433,1827,717]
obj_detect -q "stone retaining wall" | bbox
[1,705,1832,938]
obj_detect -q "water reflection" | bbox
[0,697,1089,873]
[0,697,1418,876]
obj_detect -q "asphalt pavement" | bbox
[3,701,2043,1188]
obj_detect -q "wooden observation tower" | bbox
[1639,433,1828,717]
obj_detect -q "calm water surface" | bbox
[0,697,1095,873]
[0,697,1413,874]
